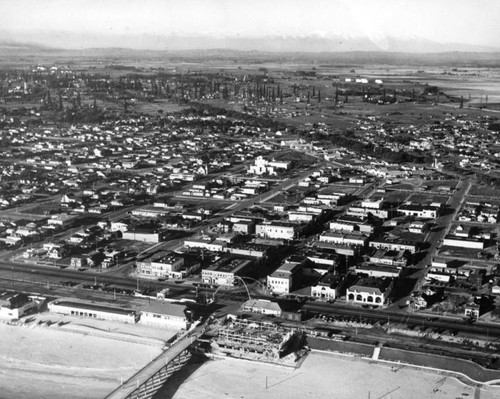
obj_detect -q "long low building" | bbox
[319,231,368,247]
[369,238,418,254]
[256,221,299,240]
[122,229,168,243]
[443,235,485,250]
[48,299,139,323]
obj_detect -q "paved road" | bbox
[410,178,472,288]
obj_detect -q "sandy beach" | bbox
[158,351,500,399]
[0,321,165,399]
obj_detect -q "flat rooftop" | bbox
[51,300,136,316]
[207,257,253,273]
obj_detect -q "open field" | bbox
[0,321,165,399]
[469,185,500,198]
[156,351,500,399]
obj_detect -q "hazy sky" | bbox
[1,0,499,49]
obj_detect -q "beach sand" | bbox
[161,351,500,399]
[0,321,164,399]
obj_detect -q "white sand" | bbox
[168,351,500,399]
[0,322,164,399]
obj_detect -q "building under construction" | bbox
[211,317,305,363]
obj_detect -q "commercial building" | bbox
[369,238,418,254]
[398,203,440,219]
[122,229,168,243]
[256,221,298,240]
[139,301,190,330]
[346,277,393,307]
[131,206,169,218]
[311,273,345,301]
[241,299,283,317]
[202,256,254,286]
[319,231,368,247]
[137,252,185,279]
[443,235,485,250]
[184,237,227,252]
[354,263,401,279]
[267,262,302,295]
[48,298,138,323]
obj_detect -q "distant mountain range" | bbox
[1,31,499,54]
[1,34,500,67]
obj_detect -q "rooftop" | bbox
[51,299,136,316]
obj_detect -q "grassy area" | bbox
[380,190,412,204]
[422,180,459,189]
[439,246,482,259]
[130,99,190,115]
[408,193,450,204]
[265,191,304,205]
[111,239,151,254]
[469,184,500,197]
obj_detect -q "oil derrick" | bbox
[58,91,63,110]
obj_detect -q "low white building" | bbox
[398,203,439,219]
[139,302,189,330]
[48,299,138,324]
[256,222,297,240]
[443,236,485,250]
[241,299,282,317]
[184,237,227,252]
